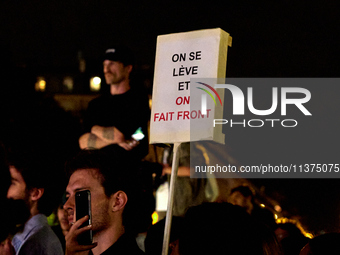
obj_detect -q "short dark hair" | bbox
[65,149,138,196]
[6,143,66,216]
[65,149,141,233]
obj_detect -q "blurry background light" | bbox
[90,76,101,91]
[152,211,159,225]
[63,76,74,91]
[35,77,46,92]
[274,204,282,212]
[276,217,313,239]
[149,98,152,109]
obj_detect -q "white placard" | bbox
[150,28,232,144]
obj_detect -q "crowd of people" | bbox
[0,46,339,255]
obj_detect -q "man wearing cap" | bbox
[79,46,149,160]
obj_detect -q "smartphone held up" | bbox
[75,190,93,245]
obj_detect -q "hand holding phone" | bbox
[64,215,97,254]
[75,190,93,245]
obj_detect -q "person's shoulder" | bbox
[19,225,63,255]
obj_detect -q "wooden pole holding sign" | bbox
[150,28,232,255]
[161,142,180,255]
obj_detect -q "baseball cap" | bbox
[103,46,135,66]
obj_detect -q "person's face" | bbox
[103,60,131,85]
[57,206,70,233]
[229,191,253,214]
[64,169,112,234]
[7,166,27,200]
[7,166,31,224]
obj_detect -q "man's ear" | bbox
[126,64,133,75]
[111,191,128,212]
[29,188,44,201]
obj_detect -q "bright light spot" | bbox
[39,80,46,90]
[275,217,312,238]
[305,233,313,239]
[132,127,145,141]
[274,205,282,212]
[35,77,46,92]
[132,133,145,141]
[260,204,265,208]
[152,211,159,225]
[274,214,278,219]
[90,76,101,91]
[93,77,101,84]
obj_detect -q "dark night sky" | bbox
[1,1,338,76]
[1,0,340,234]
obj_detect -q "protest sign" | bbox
[150,28,232,144]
